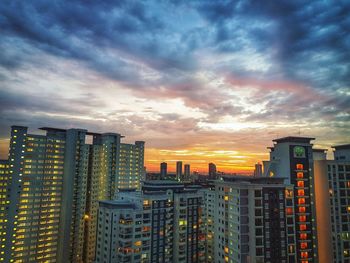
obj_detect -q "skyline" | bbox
[1,1,349,173]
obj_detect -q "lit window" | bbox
[300,242,308,249]
[286,208,293,215]
[301,251,308,258]
[299,224,307,231]
[297,190,305,196]
[298,198,305,205]
[297,172,304,179]
[285,190,293,198]
[296,164,304,170]
[299,207,306,213]
[299,216,307,222]
[300,233,307,240]
[297,181,304,187]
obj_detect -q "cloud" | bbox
[0,0,349,171]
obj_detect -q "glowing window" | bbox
[224,246,229,253]
[299,216,307,222]
[286,208,293,215]
[299,224,307,231]
[297,172,304,179]
[301,251,308,258]
[298,198,305,205]
[297,190,305,196]
[297,181,304,187]
[285,190,293,198]
[296,164,304,170]
[300,242,308,249]
[300,233,307,240]
[299,207,306,213]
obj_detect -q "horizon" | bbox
[0,1,349,173]
[0,124,339,174]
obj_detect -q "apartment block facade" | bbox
[0,126,144,263]
[95,181,206,263]
[214,177,296,263]
[264,137,319,262]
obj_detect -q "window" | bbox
[300,233,307,240]
[299,215,306,222]
[297,172,304,179]
[299,207,306,213]
[297,181,304,187]
[296,164,304,170]
[299,224,307,231]
[300,242,308,249]
[297,190,305,196]
[298,198,305,205]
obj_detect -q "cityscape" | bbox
[1,1,349,263]
[0,126,349,263]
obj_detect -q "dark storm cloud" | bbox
[195,0,350,89]
[0,0,197,85]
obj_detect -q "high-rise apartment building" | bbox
[95,181,206,263]
[199,184,215,263]
[160,162,167,179]
[0,159,9,258]
[0,126,144,263]
[264,137,318,262]
[118,141,145,190]
[208,163,217,180]
[176,161,182,181]
[214,176,296,263]
[328,145,350,263]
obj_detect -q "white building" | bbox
[95,181,206,263]
[213,176,296,263]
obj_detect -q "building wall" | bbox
[265,138,319,262]
[0,126,144,263]
[214,179,296,263]
[327,162,350,262]
[314,160,333,263]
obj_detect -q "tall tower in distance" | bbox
[160,162,167,179]
[208,163,217,180]
[184,164,190,181]
[264,136,318,263]
[254,163,263,177]
[176,161,182,181]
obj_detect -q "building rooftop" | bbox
[313,148,328,152]
[273,136,315,144]
[39,127,124,137]
[332,144,350,150]
[221,175,286,185]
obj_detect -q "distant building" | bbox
[95,181,206,263]
[176,161,182,181]
[254,163,263,177]
[160,162,167,179]
[208,163,217,179]
[184,164,191,181]
[0,126,144,263]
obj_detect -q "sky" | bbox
[0,0,349,173]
